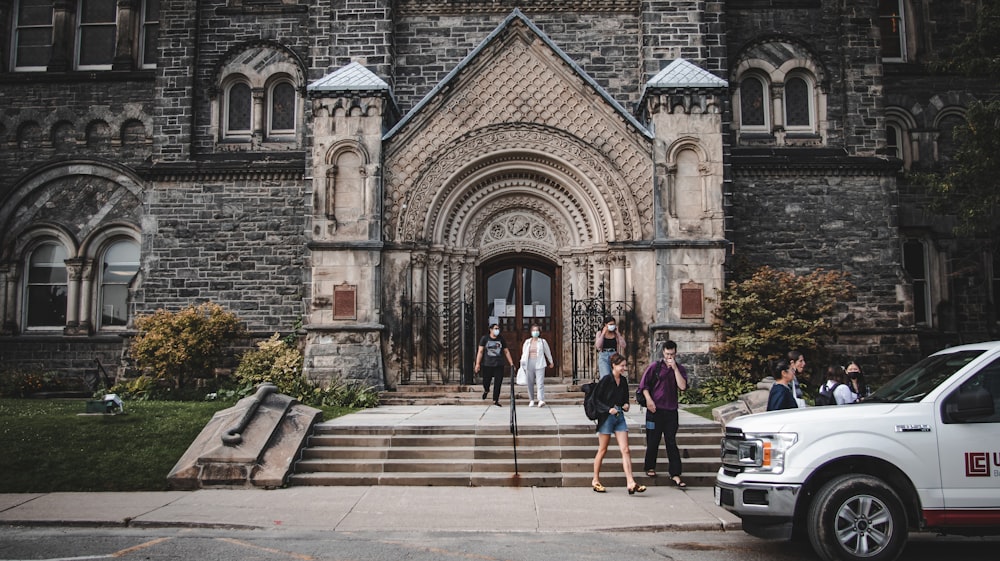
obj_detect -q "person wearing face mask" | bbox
[475,323,515,406]
[845,360,871,402]
[594,315,626,379]
[519,323,554,407]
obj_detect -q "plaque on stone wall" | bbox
[680,281,704,319]
[334,282,357,320]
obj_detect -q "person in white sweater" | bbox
[519,324,554,407]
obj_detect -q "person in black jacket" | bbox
[767,359,799,411]
[590,352,646,495]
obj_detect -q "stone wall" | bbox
[0,336,124,387]
[0,78,153,202]
[391,1,644,112]
[725,0,882,156]
[136,175,307,331]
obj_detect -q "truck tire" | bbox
[807,474,908,561]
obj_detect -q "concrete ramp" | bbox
[168,384,322,489]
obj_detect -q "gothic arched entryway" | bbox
[479,255,561,376]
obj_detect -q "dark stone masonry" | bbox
[1,1,997,392]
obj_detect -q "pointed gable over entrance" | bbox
[383,9,655,246]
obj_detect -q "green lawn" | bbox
[0,398,352,493]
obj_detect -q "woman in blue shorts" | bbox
[590,352,646,495]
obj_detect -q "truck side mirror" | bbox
[948,387,995,422]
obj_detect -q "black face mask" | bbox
[848,372,859,379]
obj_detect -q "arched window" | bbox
[225,81,253,138]
[268,80,297,137]
[25,242,68,329]
[784,75,813,130]
[739,75,768,131]
[215,47,301,147]
[98,240,140,329]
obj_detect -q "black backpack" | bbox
[815,382,841,406]
[581,379,600,420]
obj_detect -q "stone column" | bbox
[0,264,16,335]
[252,87,265,146]
[78,259,94,334]
[49,0,73,71]
[611,254,626,302]
[112,0,137,71]
[64,258,83,335]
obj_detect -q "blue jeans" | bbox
[597,350,615,378]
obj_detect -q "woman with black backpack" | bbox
[590,353,645,495]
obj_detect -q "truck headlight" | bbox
[736,433,797,474]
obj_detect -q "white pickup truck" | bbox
[715,341,1000,561]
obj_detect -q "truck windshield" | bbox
[867,350,985,403]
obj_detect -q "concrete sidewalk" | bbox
[0,486,740,532]
[0,404,739,532]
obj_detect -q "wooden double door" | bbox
[479,257,560,374]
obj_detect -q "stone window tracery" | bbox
[214,48,302,149]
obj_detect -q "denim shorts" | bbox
[597,412,628,434]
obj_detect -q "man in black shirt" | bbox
[475,322,515,406]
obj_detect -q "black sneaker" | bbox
[482,391,488,399]
[493,401,502,407]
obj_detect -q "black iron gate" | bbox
[402,300,475,385]
[569,283,637,383]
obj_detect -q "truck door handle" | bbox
[894,424,932,432]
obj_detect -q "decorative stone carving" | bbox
[384,17,654,247]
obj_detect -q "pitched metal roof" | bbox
[384,8,651,140]
[646,58,729,89]
[308,61,389,92]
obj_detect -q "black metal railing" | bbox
[402,299,475,385]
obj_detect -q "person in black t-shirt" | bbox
[475,322,515,406]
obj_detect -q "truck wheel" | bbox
[807,474,908,561]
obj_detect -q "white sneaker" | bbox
[538,401,546,407]
[528,401,535,407]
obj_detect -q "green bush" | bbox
[106,375,158,401]
[711,266,854,384]
[129,302,244,390]
[680,375,756,404]
[232,333,380,409]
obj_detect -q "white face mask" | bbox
[531,331,540,338]
[607,324,616,332]
[492,329,500,336]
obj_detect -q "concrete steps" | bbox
[379,381,585,406]
[290,419,722,488]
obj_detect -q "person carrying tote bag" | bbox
[519,323,554,407]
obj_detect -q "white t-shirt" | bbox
[823,380,858,405]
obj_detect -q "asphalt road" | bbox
[1,527,998,561]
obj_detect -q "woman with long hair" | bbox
[591,353,646,495]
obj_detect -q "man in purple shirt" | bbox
[638,340,689,488]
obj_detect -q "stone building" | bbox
[1,0,996,390]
